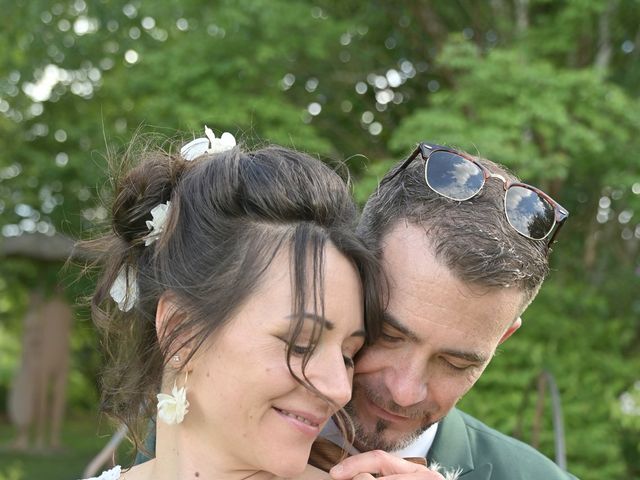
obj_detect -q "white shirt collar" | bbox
[320,418,439,458]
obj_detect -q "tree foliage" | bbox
[1,1,639,478]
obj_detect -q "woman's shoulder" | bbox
[83,465,122,480]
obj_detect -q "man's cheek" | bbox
[353,346,391,374]
[461,364,487,389]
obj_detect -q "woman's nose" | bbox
[309,350,353,407]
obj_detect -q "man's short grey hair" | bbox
[357,151,550,305]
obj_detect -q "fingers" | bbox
[329,450,444,479]
[352,474,376,480]
[350,474,435,480]
[344,471,446,480]
[382,474,445,480]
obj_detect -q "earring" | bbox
[157,371,190,425]
[172,355,180,363]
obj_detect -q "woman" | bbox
[84,127,384,479]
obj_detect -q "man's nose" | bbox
[384,363,428,407]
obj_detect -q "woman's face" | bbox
[185,244,365,477]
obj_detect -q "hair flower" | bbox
[144,201,171,246]
[157,382,189,425]
[204,126,236,154]
[109,265,138,312]
[180,125,236,160]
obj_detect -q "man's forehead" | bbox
[379,223,455,292]
[380,222,526,300]
[379,223,525,342]
[380,220,433,255]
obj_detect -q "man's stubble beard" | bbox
[343,382,438,452]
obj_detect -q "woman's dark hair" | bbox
[85,136,384,454]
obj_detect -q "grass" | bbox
[0,413,136,480]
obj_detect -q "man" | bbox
[326,143,576,479]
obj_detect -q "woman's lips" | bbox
[273,407,327,436]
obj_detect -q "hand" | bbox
[329,450,445,479]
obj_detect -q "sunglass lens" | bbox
[505,186,555,240]
[425,151,484,201]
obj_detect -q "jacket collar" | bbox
[428,408,488,479]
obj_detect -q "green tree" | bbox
[1,1,639,478]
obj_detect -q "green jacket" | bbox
[428,409,579,479]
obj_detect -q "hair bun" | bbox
[112,152,185,245]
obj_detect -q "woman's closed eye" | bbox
[291,344,357,368]
[290,343,313,356]
[342,354,355,368]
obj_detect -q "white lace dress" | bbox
[83,465,121,480]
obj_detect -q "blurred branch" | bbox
[514,0,529,35]
[594,0,617,69]
[82,423,128,479]
[0,233,93,261]
[410,1,448,50]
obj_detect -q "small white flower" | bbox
[157,382,189,425]
[109,265,138,312]
[444,468,463,480]
[204,125,236,154]
[144,201,171,246]
[85,465,121,480]
[428,461,462,480]
[180,137,210,161]
[180,126,236,160]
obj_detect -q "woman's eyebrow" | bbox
[287,313,365,337]
[287,312,334,330]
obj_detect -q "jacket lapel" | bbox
[428,409,492,480]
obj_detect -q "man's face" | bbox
[346,223,525,452]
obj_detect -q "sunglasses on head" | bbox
[386,143,569,246]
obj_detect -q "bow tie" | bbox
[309,437,427,472]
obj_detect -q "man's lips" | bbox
[363,396,412,423]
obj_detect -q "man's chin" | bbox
[344,389,439,451]
[351,419,435,452]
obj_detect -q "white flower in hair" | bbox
[109,265,138,312]
[180,125,236,160]
[144,201,171,246]
[204,126,236,153]
[157,382,189,424]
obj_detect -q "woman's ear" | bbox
[156,293,195,370]
[155,293,181,346]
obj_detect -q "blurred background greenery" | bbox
[0,0,638,479]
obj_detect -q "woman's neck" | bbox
[146,422,273,480]
[122,417,329,480]
[126,459,326,480]
[145,459,280,480]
